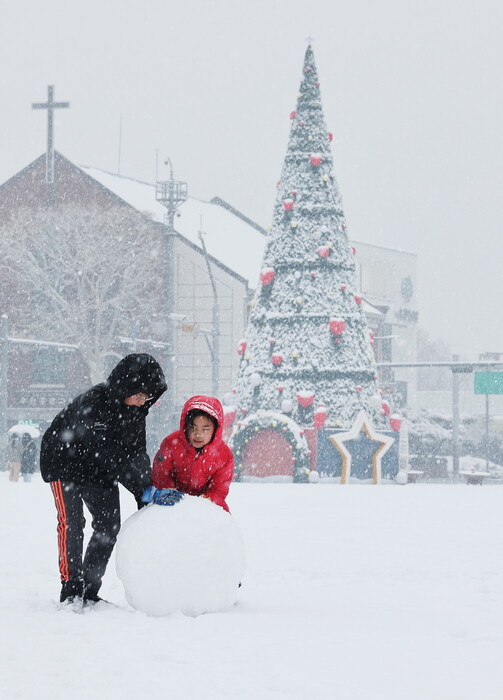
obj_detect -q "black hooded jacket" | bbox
[40,354,167,496]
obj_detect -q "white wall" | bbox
[353,239,419,407]
[173,238,248,409]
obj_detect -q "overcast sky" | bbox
[1,0,502,359]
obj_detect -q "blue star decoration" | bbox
[329,411,395,484]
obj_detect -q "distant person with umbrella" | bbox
[21,433,37,482]
[7,432,22,482]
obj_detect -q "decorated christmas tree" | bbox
[230,45,385,480]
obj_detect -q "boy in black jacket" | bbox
[40,353,166,605]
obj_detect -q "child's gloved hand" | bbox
[140,486,157,503]
[152,488,184,506]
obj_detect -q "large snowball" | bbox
[116,495,245,617]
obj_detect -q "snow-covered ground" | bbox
[2,473,503,700]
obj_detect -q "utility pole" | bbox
[451,354,461,478]
[485,393,490,470]
[198,227,220,397]
[0,316,8,465]
[155,159,188,429]
[117,115,123,175]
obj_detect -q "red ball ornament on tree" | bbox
[271,353,283,365]
[260,268,276,286]
[381,400,391,416]
[283,199,295,211]
[317,245,330,258]
[237,340,247,355]
[289,111,296,120]
[354,295,363,305]
[310,154,323,166]
[328,132,333,142]
[329,318,346,336]
[355,386,362,392]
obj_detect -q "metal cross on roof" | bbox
[32,85,70,185]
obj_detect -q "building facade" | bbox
[353,240,419,410]
[0,152,421,445]
[0,153,252,443]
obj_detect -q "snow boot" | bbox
[83,583,108,606]
[60,579,84,604]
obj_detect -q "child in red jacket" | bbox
[148,396,234,512]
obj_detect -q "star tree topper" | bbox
[329,410,395,484]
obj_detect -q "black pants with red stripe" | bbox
[51,480,121,598]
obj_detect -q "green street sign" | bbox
[474,371,503,395]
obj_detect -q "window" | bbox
[31,348,65,386]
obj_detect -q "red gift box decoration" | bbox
[314,406,327,429]
[389,414,402,432]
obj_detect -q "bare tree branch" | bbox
[0,204,163,382]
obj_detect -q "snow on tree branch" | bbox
[0,204,163,382]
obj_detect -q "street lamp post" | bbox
[198,229,220,397]
[451,354,461,478]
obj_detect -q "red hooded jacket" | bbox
[152,396,234,512]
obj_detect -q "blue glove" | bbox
[152,488,184,506]
[140,486,157,503]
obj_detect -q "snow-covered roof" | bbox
[78,166,384,317]
[361,299,384,317]
[80,166,267,284]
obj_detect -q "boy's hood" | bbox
[179,395,224,444]
[105,353,167,408]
